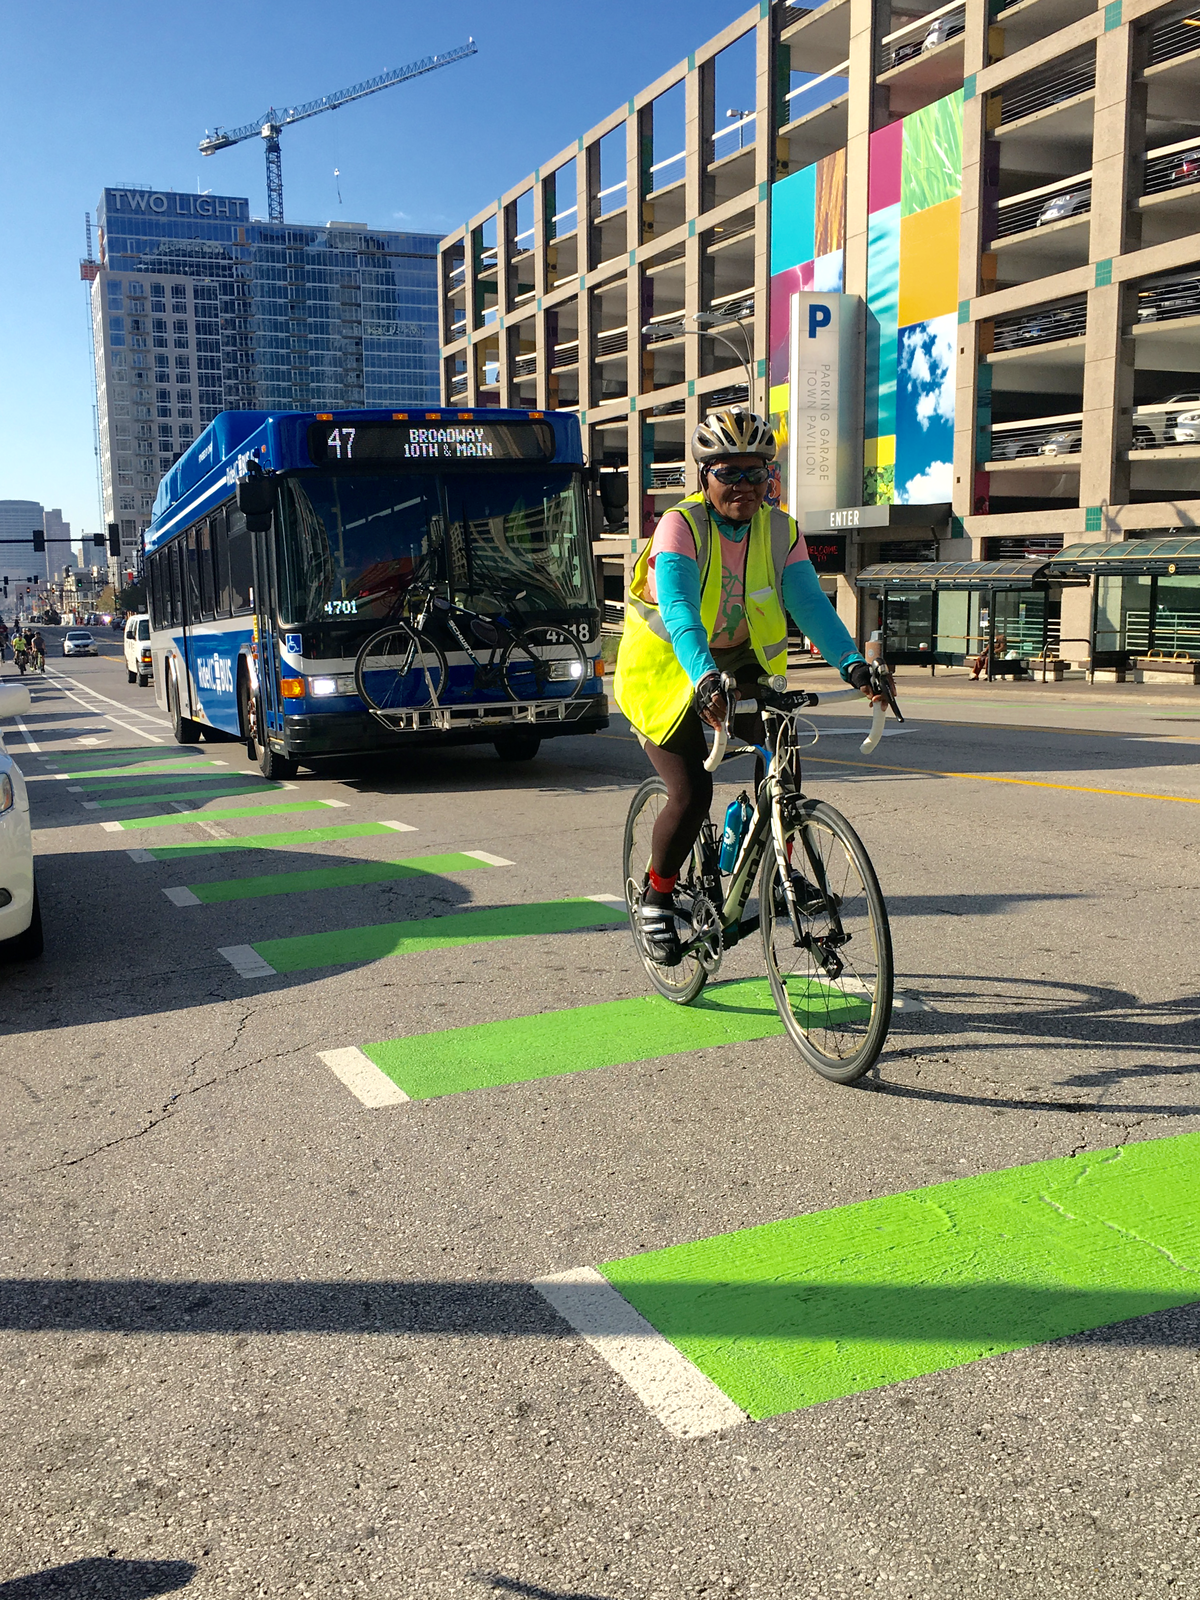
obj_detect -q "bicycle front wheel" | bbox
[355,624,448,713]
[760,798,893,1083]
[502,625,588,702]
[622,777,709,1004]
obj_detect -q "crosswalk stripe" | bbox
[534,1267,747,1440]
[131,822,417,861]
[218,944,277,978]
[242,896,626,977]
[317,1048,410,1108]
[585,1129,1200,1428]
[104,800,350,831]
[169,851,506,906]
[359,978,781,1100]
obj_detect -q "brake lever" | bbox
[702,672,738,773]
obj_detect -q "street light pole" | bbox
[640,310,759,412]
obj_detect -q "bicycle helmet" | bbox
[691,407,777,464]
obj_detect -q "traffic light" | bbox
[93,531,105,548]
[107,523,120,556]
[32,527,45,553]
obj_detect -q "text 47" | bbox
[327,427,357,459]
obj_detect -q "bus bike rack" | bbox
[365,697,594,733]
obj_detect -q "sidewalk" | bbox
[788,660,1200,712]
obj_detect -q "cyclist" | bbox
[12,632,29,674]
[614,407,875,965]
[30,631,45,672]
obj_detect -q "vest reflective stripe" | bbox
[613,493,799,746]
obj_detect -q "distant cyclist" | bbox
[614,407,876,965]
[12,632,29,674]
[30,631,45,672]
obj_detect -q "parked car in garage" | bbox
[1132,391,1200,445]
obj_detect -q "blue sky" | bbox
[0,0,753,540]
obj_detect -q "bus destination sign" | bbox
[307,420,556,466]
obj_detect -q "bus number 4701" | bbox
[327,427,357,459]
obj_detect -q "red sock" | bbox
[648,867,678,894]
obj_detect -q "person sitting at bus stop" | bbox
[971,632,1006,680]
[614,407,876,966]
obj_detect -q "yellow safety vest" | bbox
[614,493,799,746]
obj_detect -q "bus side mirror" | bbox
[237,477,275,532]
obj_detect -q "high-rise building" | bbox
[0,501,48,598]
[43,509,73,581]
[90,185,442,581]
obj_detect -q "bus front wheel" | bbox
[494,730,541,762]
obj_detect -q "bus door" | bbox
[178,523,204,717]
[251,525,285,744]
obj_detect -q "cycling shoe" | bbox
[637,895,683,967]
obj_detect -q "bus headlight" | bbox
[549,660,585,681]
[307,674,357,697]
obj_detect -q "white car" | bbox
[1132,392,1200,447]
[123,613,154,686]
[1174,408,1200,443]
[0,681,41,961]
[63,630,98,657]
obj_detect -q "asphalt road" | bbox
[1,652,1198,1599]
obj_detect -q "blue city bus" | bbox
[144,407,606,776]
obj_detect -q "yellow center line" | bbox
[804,753,1200,804]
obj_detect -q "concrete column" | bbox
[1080,23,1137,509]
[626,105,646,523]
[532,179,550,412]
[576,154,594,410]
[954,53,989,534]
[752,10,773,417]
[463,223,479,406]
[684,60,704,475]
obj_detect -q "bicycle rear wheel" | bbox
[622,777,709,1004]
[355,624,447,713]
[502,625,587,702]
[760,798,893,1083]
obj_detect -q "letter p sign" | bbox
[808,303,832,339]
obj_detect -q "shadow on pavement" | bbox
[0,1559,196,1598]
[1,1278,1198,1344]
[476,1576,620,1600]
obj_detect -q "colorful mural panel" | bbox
[864,88,963,505]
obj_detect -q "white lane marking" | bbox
[320,798,351,809]
[77,737,103,746]
[379,819,416,831]
[464,849,514,867]
[163,886,201,907]
[81,800,100,810]
[195,820,230,839]
[218,944,277,978]
[892,992,928,1012]
[66,785,82,793]
[47,677,166,745]
[587,893,625,904]
[127,849,155,863]
[534,1267,748,1440]
[12,719,40,752]
[101,821,124,833]
[317,1047,409,1108]
[47,668,171,727]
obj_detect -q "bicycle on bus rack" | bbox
[623,664,904,1084]
[354,583,589,721]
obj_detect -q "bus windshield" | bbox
[277,468,595,625]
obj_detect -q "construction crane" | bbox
[199,40,478,223]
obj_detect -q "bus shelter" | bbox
[855,558,1089,678]
[1042,536,1200,673]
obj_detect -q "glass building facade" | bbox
[92,186,440,576]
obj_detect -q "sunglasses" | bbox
[707,465,771,486]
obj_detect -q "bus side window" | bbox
[213,507,232,618]
[149,554,166,629]
[185,526,202,620]
[227,512,254,616]
[168,539,185,626]
[197,519,216,621]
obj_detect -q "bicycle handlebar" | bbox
[701,664,901,769]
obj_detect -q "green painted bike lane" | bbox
[142,821,407,860]
[588,1130,1200,1421]
[88,781,284,811]
[107,799,348,831]
[184,850,500,904]
[238,896,626,976]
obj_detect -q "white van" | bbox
[123,613,154,686]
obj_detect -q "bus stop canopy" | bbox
[1044,537,1200,575]
[855,558,1087,591]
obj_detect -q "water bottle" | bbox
[719,793,752,873]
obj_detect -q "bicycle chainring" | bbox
[689,893,724,975]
